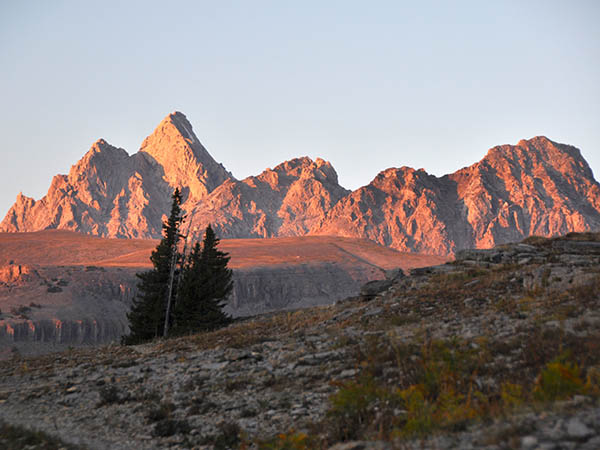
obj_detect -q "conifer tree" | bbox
[123,188,184,344]
[172,225,233,335]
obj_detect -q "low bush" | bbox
[0,419,80,450]
[96,385,120,407]
[533,356,584,402]
[146,402,175,423]
[200,421,242,450]
[324,335,600,444]
[152,419,190,437]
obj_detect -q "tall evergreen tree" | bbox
[123,188,184,344]
[172,225,233,335]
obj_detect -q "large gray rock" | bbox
[359,279,393,301]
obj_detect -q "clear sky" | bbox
[1,1,598,217]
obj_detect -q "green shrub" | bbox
[500,382,524,409]
[395,385,433,436]
[533,358,584,402]
[327,339,488,441]
[327,375,383,441]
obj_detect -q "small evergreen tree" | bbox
[123,188,184,344]
[172,225,233,335]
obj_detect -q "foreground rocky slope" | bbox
[0,233,598,449]
[2,112,599,254]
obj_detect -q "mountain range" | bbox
[2,112,599,255]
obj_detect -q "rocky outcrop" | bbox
[0,263,37,285]
[228,262,380,316]
[2,110,599,255]
[0,265,137,353]
[0,318,128,346]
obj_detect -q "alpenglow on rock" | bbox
[311,136,600,254]
[1,112,599,255]
[187,156,350,239]
[0,112,233,238]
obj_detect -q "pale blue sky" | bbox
[1,1,598,217]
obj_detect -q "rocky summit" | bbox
[312,137,600,254]
[0,113,233,239]
[0,232,599,449]
[1,113,599,255]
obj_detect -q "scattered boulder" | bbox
[359,279,393,301]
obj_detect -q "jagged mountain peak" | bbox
[82,138,120,157]
[92,137,110,148]
[0,112,232,237]
[266,156,341,184]
[80,138,126,158]
[477,136,595,182]
[15,192,33,202]
[138,112,233,201]
[153,111,198,145]
[1,128,598,253]
[68,140,129,185]
[375,166,430,179]
[140,111,205,160]
[486,135,578,161]
[312,137,600,254]
[518,135,552,146]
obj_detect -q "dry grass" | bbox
[322,329,600,444]
[0,230,445,271]
[156,307,338,354]
[522,232,600,246]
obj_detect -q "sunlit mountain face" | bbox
[2,113,599,256]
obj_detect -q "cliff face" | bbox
[0,264,136,352]
[227,262,380,317]
[0,262,380,352]
[2,110,599,255]
[138,111,233,203]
